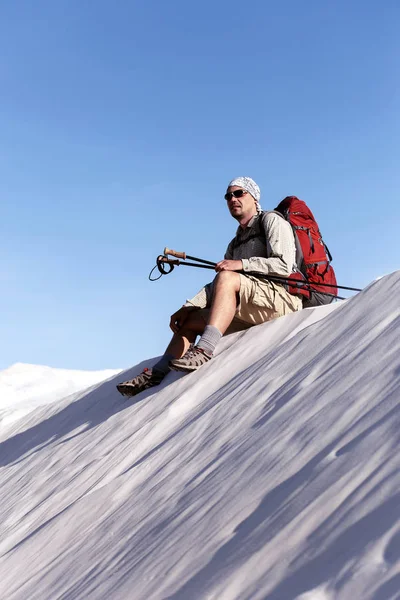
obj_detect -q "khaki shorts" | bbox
[198,274,303,335]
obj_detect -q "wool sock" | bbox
[197,325,223,356]
[153,353,174,374]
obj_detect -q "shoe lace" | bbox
[185,345,208,360]
[137,368,152,383]
[182,344,196,358]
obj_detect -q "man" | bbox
[117,177,302,397]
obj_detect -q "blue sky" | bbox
[1,1,399,371]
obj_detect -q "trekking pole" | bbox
[152,258,346,299]
[150,248,362,293]
[159,257,216,270]
[251,273,362,293]
[163,247,217,267]
[149,252,216,281]
[164,247,361,292]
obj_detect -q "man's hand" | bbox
[170,306,197,334]
[215,259,243,272]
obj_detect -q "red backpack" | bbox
[274,196,338,307]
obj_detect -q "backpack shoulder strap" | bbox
[231,211,286,252]
[257,209,286,236]
[261,209,304,272]
[231,212,269,251]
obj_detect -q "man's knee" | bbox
[215,270,241,290]
[180,310,206,336]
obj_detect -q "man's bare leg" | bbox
[169,272,241,372]
[164,309,207,358]
[118,272,242,391]
[170,271,240,359]
[207,271,241,333]
[116,310,208,396]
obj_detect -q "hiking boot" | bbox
[116,368,165,398]
[169,346,212,373]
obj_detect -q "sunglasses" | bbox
[224,189,248,201]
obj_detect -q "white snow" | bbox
[0,363,122,427]
[0,272,399,600]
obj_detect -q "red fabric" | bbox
[287,272,310,299]
[275,196,338,299]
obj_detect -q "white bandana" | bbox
[227,176,262,213]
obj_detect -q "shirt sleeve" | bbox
[241,212,296,276]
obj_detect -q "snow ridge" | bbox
[0,272,399,600]
[0,363,122,428]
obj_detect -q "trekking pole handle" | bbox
[159,257,216,270]
[159,256,181,266]
[164,247,186,260]
[164,248,217,267]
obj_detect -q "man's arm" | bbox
[241,212,296,276]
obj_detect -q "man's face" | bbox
[225,186,256,220]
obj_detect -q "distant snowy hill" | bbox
[0,272,399,600]
[0,363,122,427]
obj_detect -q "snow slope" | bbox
[0,363,122,427]
[0,272,399,600]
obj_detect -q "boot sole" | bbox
[117,379,163,397]
[116,384,144,397]
[169,363,206,373]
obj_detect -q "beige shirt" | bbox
[185,212,297,309]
